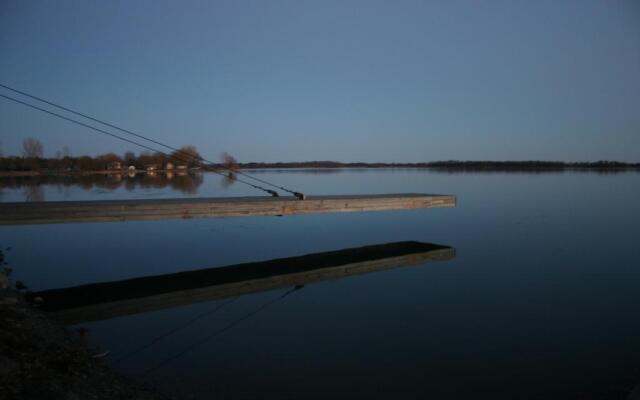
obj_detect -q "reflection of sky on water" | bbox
[1,169,640,399]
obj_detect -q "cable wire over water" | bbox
[0,83,305,198]
[0,93,283,196]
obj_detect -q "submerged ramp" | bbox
[0,193,455,225]
[32,241,455,324]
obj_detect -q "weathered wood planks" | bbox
[32,241,455,324]
[0,193,455,225]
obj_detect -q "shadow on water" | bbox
[1,172,205,201]
[31,241,454,325]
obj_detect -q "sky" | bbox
[0,0,639,162]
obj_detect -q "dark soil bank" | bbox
[0,288,167,400]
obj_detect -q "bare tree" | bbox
[219,152,239,187]
[221,152,239,171]
[170,145,201,168]
[22,138,43,158]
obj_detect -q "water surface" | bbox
[1,169,639,399]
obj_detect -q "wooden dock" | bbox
[31,241,455,324]
[0,193,455,225]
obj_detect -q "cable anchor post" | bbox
[293,192,306,200]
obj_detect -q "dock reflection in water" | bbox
[32,241,455,325]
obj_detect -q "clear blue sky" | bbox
[1,0,639,162]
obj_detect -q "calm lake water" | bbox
[1,169,640,399]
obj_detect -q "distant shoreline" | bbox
[1,161,639,178]
[240,161,640,169]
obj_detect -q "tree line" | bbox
[0,138,203,172]
[1,137,638,173]
[239,160,640,170]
